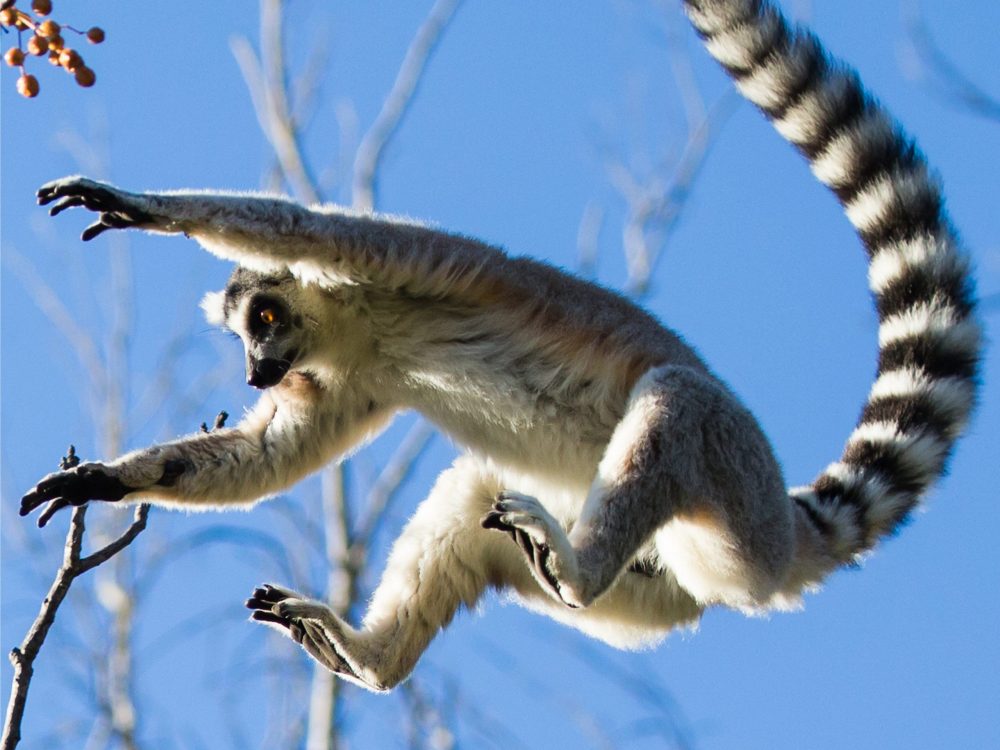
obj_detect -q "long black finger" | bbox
[37,497,73,528]
[37,186,60,205]
[82,219,115,242]
[250,610,291,628]
[37,180,83,205]
[245,592,273,610]
[245,595,273,611]
[246,587,289,610]
[20,484,62,515]
[257,584,292,604]
[49,195,87,216]
[20,491,43,516]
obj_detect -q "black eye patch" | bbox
[248,295,287,336]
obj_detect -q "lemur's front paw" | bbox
[246,584,360,680]
[482,491,587,608]
[37,176,155,241]
[20,462,131,528]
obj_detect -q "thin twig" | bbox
[356,420,435,551]
[609,89,737,295]
[3,249,105,395]
[259,0,321,203]
[901,0,1000,122]
[352,0,463,211]
[230,1,321,204]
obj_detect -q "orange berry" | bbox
[47,34,64,51]
[59,48,82,71]
[37,19,60,38]
[4,47,25,67]
[47,50,60,66]
[17,74,40,98]
[0,9,17,27]
[86,27,105,44]
[74,66,95,88]
[31,0,52,17]
[27,35,50,55]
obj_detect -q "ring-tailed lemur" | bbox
[21,0,980,692]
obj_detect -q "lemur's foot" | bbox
[20,462,130,528]
[38,176,156,241]
[482,491,587,608]
[246,584,360,681]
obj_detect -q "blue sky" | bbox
[2,1,998,748]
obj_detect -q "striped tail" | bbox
[683,0,982,591]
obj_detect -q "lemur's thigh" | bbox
[576,365,794,609]
[484,365,793,611]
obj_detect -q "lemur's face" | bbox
[201,269,307,390]
[239,292,302,388]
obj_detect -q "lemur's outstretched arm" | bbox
[37,176,492,293]
[20,380,392,525]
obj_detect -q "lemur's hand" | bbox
[38,176,156,241]
[20,462,132,528]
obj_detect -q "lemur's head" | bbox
[201,267,313,389]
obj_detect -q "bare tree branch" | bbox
[401,678,455,750]
[594,6,739,296]
[900,0,1000,122]
[259,0,322,203]
[304,465,347,750]
[3,249,105,396]
[352,0,463,210]
[576,201,605,278]
[609,88,736,295]
[2,447,150,750]
[356,419,435,546]
[231,0,321,204]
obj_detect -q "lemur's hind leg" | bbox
[484,365,795,611]
[247,456,538,692]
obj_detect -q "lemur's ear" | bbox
[200,290,227,327]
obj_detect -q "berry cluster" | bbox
[1,0,104,98]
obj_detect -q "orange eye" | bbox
[260,308,277,325]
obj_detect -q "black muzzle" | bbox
[247,357,291,389]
